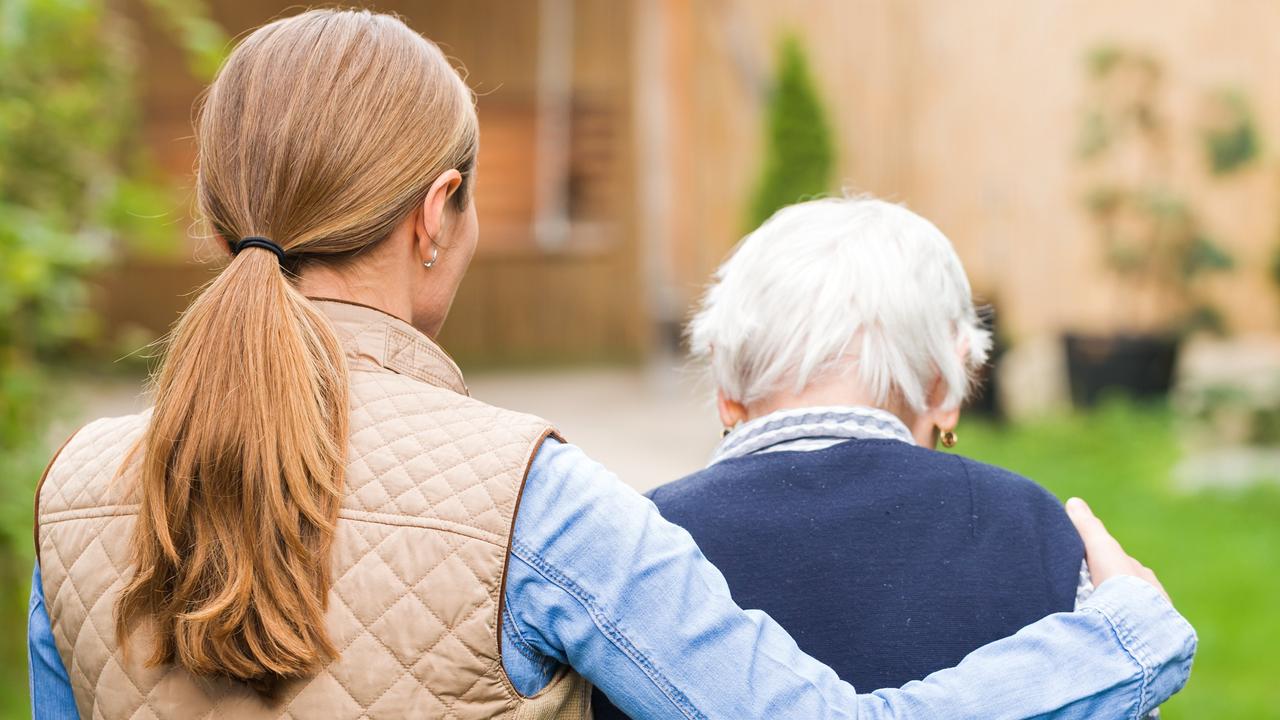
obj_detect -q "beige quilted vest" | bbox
[36,299,592,719]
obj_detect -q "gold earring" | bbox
[423,244,439,269]
[940,429,958,448]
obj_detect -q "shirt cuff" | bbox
[1079,576,1197,717]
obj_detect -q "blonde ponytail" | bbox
[117,244,348,682]
[115,8,478,688]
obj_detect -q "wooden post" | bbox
[534,0,575,250]
[632,0,694,351]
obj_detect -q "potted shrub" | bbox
[1066,47,1243,407]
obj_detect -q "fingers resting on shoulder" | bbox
[1066,497,1170,603]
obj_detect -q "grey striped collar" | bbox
[711,405,915,466]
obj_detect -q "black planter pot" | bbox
[966,357,1003,419]
[966,310,1007,420]
[1063,332,1181,408]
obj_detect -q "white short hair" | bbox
[688,197,992,412]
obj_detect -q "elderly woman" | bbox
[594,197,1090,717]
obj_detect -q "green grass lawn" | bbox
[1,402,1275,717]
[963,402,1280,719]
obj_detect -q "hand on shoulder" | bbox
[1066,497,1170,602]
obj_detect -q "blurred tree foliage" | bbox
[747,35,835,230]
[0,0,226,713]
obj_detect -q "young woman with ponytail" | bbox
[29,9,1194,719]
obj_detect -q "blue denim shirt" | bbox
[30,438,1195,719]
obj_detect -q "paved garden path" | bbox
[56,363,721,493]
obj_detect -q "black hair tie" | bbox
[234,236,286,264]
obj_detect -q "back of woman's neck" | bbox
[296,263,414,326]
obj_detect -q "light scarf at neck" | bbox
[711,405,915,466]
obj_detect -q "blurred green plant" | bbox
[1271,242,1280,299]
[141,0,231,80]
[1077,45,1236,337]
[1179,375,1280,450]
[1202,89,1260,175]
[0,0,226,713]
[747,35,835,230]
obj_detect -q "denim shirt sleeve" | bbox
[502,439,1196,719]
[29,563,79,720]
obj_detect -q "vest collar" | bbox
[309,297,469,396]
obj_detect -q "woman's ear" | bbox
[933,402,962,436]
[922,373,961,440]
[416,169,464,259]
[717,390,748,430]
[931,336,973,433]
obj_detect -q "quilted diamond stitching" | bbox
[37,307,588,719]
[331,516,502,715]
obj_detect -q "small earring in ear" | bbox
[940,429,958,448]
[423,244,439,269]
[721,427,732,438]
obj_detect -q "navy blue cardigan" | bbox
[592,439,1082,717]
